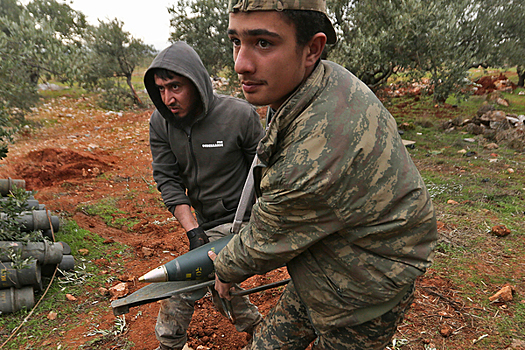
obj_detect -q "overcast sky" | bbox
[69,0,173,51]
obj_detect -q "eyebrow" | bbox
[227,28,281,38]
[155,77,183,86]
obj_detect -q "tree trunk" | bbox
[126,74,142,105]
[517,65,525,88]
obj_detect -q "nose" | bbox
[162,88,176,106]
[234,46,255,75]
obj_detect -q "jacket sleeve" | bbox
[149,111,191,211]
[214,174,345,283]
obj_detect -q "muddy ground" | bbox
[0,91,522,349]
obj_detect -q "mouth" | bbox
[168,106,180,114]
[241,80,264,93]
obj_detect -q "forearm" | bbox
[172,204,198,232]
[173,204,209,250]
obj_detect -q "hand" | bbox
[186,227,209,250]
[208,251,233,300]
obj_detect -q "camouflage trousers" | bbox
[155,223,263,350]
[246,281,415,350]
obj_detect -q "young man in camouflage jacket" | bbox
[209,0,438,349]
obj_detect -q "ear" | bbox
[304,33,327,68]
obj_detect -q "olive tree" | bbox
[491,0,525,87]
[0,0,87,159]
[168,0,233,78]
[329,0,498,102]
[82,19,155,108]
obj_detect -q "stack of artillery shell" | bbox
[0,241,72,313]
[0,210,60,240]
[0,179,26,197]
[0,178,76,314]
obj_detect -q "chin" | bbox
[244,94,270,107]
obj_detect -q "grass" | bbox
[390,89,525,348]
[38,85,88,100]
[0,221,133,349]
[77,197,140,231]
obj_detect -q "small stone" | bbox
[507,168,515,173]
[466,123,486,135]
[440,325,453,337]
[489,284,514,302]
[457,149,467,154]
[492,225,511,237]
[142,247,154,257]
[398,122,415,130]
[47,311,58,320]
[78,248,89,256]
[447,200,459,205]
[495,97,509,107]
[66,294,77,301]
[485,143,499,149]
[109,282,129,301]
[119,274,134,282]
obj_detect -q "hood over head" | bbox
[144,41,214,126]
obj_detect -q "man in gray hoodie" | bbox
[144,41,264,350]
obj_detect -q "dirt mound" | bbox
[8,148,119,190]
[474,76,498,94]
[474,73,517,95]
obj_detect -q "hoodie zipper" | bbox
[187,128,202,212]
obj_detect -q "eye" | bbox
[257,39,271,48]
[158,86,165,92]
[230,37,240,47]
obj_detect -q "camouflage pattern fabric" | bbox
[156,223,262,349]
[246,281,415,350]
[230,0,328,13]
[228,0,337,44]
[214,60,437,335]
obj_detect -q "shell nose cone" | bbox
[139,266,168,282]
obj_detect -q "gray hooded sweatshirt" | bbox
[144,42,264,230]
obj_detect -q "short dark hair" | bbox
[281,10,328,47]
[151,68,179,80]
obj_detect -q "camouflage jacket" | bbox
[214,61,437,334]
